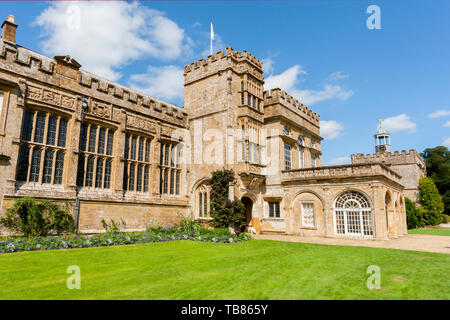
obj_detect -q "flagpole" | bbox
[210,22,213,55]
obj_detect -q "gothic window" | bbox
[123,134,152,193]
[196,184,210,218]
[284,144,291,170]
[301,202,315,228]
[334,191,374,237]
[16,109,68,185]
[268,202,280,218]
[159,141,182,195]
[77,123,114,189]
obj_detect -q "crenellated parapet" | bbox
[351,149,425,168]
[184,46,263,85]
[0,40,188,126]
[263,88,320,127]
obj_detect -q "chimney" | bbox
[1,15,17,45]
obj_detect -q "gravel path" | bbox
[253,234,450,254]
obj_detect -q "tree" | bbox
[405,197,424,229]
[421,146,450,214]
[418,177,444,226]
[207,169,246,232]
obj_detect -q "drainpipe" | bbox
[73,96,88,232]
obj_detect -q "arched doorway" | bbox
[241,197,253,226]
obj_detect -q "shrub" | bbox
[207,169,247,232]
[405,197,424,229]
[0,197,74,237]
[179,216,202,235]
[442,214,450,224]
[418,177,444,226]
[101,218,126,235]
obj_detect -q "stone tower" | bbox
[374,119,392,153]
[184,47,265,191]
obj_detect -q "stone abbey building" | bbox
[0,15,425,239]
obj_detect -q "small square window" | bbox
[268,202,280,218]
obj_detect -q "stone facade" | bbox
[0,15,420,239]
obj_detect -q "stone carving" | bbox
[126,114,157,134]
[88,100,111,119]
[25,85,75,109]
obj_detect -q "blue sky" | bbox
[2,1,450,164]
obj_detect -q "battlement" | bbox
[263,88,320,126]
[351,149,425,167]
[0,40,187,122]
[184,46,263,74]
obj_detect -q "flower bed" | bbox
[0,228,252,254]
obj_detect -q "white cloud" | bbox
[444,137,450,148]
[264,65,353,106]
[34,2,188,81]
[292,85,354,106]
[428,110,450,118]
[381,114,416,133]
[444,121,450,128]
[262,58,274,75]
[327,71,349,81]
[325,156,350,166]
[128,65,184,103]
[320,120,344,140]
[264,65,306,92]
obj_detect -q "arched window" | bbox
[196,184,210,218]
[334,191,374,237]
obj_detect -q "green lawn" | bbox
[0,240,449,300]
[408,227,450,236]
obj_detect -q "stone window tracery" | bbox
[17,108,68,185]
[76,123,114,189]
[159,142,182,195]
[123,133,152,193]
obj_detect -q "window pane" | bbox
[143,166,149,192]
[163,169,168,193]
[97,127,106,154]
[106,130,114,155]
[95,158,104,188]
[46,116,57,145]
[79,124,88,152]
[76,154,85,186]
[21,109,33,141]
[104,159,111,189]
[138,138,144,161]
[164,144,169,166]
[175,171,180,195]
[199,192,203,217]
[42,149,54,183]
[145,139,150,163]
[85,156,94,187]
[160,144,164,165]
[122,163,128,191]
[16,145,30,181]
[57,118,67,147]
[130,136,137,160]
[54,151,64,184]
[34,112,46,143]
[136,165,142,192]
[170,169,174,194]
[129,163,135,191]
[30,147,42,182]
[302,203,314,227]
[124,134,130,159]
[88,125,97,153]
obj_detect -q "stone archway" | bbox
[241,196,253,226]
